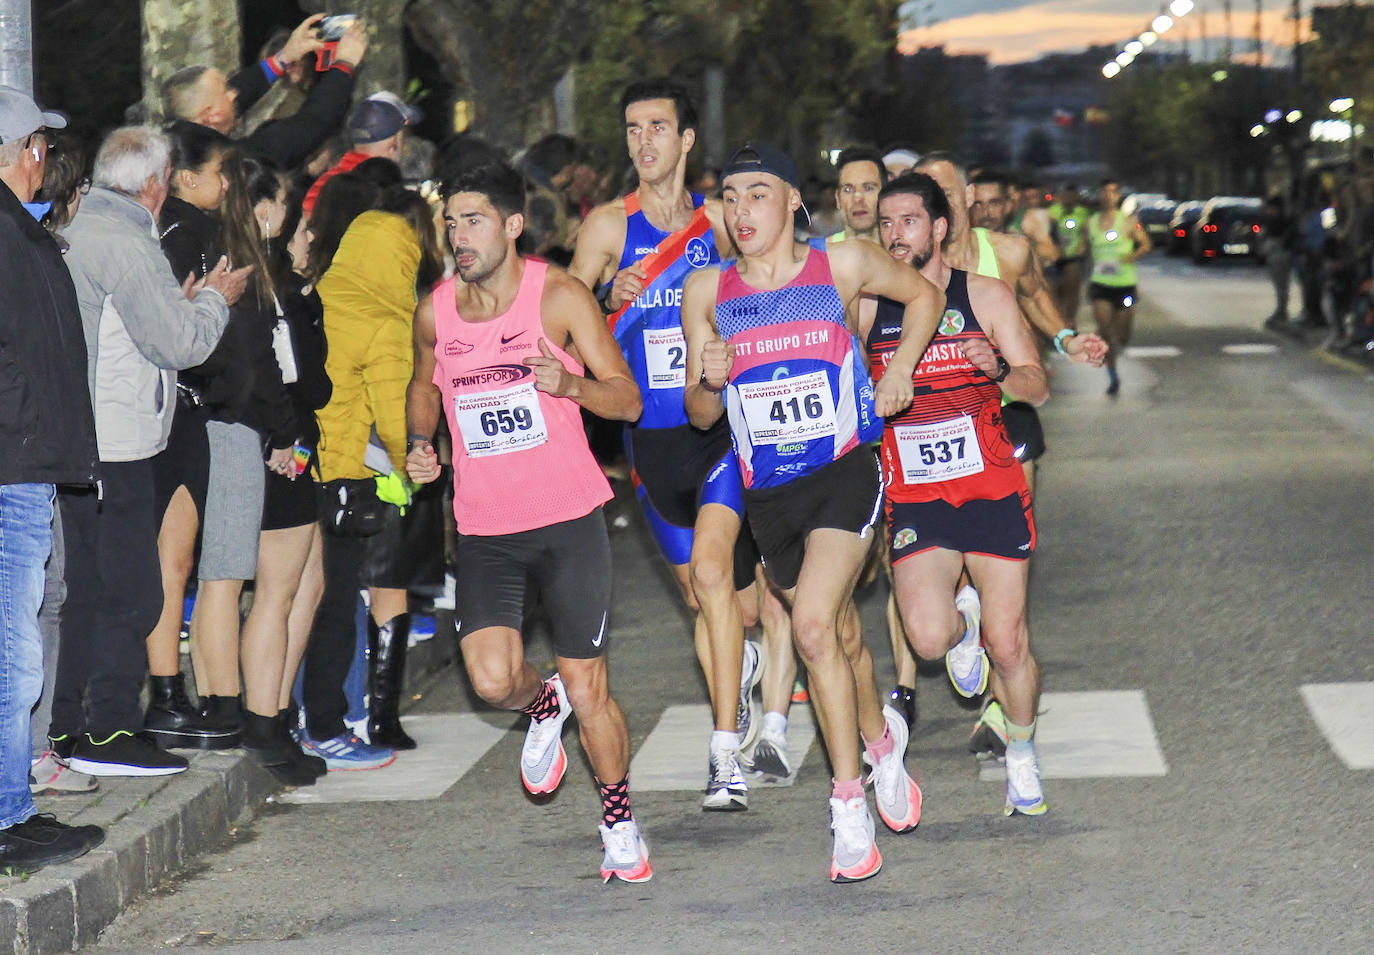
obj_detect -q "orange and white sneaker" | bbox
[520,674,571,795]
[829,796,882,883]
[867,705,923,833]
[599,818,653,883]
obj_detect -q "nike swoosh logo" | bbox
[500,331,526,345]
[591,612,607,648]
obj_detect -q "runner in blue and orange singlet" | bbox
[571,80,790,810]
[682,141,944,884]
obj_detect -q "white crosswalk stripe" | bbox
[1299,682,1374,769]
[1221,343,1280,355]
[631,703,818,791]
[278,714,508,804]
[978,690,1168,781]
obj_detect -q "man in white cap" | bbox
[302,91,418,216]
[0,86,106,871]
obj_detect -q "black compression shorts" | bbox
[744,450,883,592]
[455,507,612,659]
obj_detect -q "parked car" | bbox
[1166,200,1206,255]
[1134,199,1178,242]
[1192,197,1263,263]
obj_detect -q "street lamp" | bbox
[1286,109,1303,124]
[1152,14,1174,33]
[1102,62,1122,78]
[1169,0,1195,16]
[1330,97,1355,114]
[1250,124,1266,137]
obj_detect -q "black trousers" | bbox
[51,459,163,737]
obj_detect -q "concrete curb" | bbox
[0,618,458,954]
[0,753,277,953]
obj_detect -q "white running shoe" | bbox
[829,796,882,883]
[946,585,989,698]
[867,705,922,833]
[701,747,749,811]
[736,640,764,753]
[599,818,653,883]
[520,674,572,795]
[1004,745,1047,816]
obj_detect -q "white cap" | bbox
[0,86,67,145]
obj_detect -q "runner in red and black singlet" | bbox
[406,161,653,884]
[859,172,1051,818]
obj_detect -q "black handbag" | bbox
[322,478,387,537]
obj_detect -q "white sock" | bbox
[710,729,740,754]
[763,711,787,738]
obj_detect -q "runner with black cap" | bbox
[682,141,943,883]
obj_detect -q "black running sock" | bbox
[521,679,560,722]
[596,775,632,827]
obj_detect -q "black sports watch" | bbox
[986,356,1011,383]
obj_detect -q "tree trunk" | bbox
[141,0,241,121]
[336,0,406,97]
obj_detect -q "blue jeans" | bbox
[0,483,54,828]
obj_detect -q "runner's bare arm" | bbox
[704,199,734,259]
[998,232,1107,366]
[965,274,1048,406]
[856,296,879,360]
[834,241,943,417]
[682,266,730,430]
[405,294,443,485]
[568,200,649,312]
[568,201,624,289]
[531,270,642,422]
[1127,214,1153,258]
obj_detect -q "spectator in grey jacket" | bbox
[53,126,251,778]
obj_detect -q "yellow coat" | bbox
[315,211,420,481]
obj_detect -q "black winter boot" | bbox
[144,675,241,750]
[367,614,416,750]
[241,711,317,786]
[198,694,244,734]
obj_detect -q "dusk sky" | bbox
[898,0,1309,65]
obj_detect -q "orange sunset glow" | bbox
[899,1,1310,64]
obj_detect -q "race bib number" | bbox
[643,327,687,390]
[1093,260,1121,279]
[894,415,984,483]
[452,382,548,458]
[737,371,837,446]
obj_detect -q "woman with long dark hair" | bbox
[238,180,332,775]
[147,121,242,752]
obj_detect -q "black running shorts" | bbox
[887,491,1036,563]
[743,450,883,592]
[455,507,612,659]
[1000,401,1046,463]
[1088,283,1137,308]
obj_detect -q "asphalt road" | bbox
[95,253,1374,953]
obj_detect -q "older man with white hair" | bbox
[0,85,105,871]
[51,126,251,779]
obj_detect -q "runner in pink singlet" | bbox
[405,161,652,884]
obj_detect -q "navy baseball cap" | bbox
[347,94,413,145]
[723,141,800,189]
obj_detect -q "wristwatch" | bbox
[987,356,1011,383]
[1053,327,1078,355]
